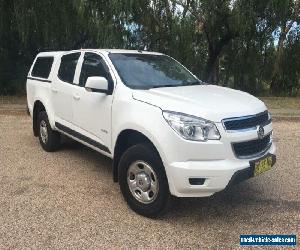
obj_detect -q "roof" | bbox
[98,49,163,55]
[36,51,65,57]
[36,49,163,57]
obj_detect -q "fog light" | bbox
[189,178,206,185]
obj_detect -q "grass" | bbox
[259,97,300,117]
[260,97,300,110]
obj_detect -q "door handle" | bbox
[51,88,58,93]
[73,94,80,100]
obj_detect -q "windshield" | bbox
[108,53,201,89]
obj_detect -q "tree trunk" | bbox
[204,35,232,83]
[204,48,220,83]
[202,17,235,83]
[270,24,289,95]
[270,0,300,95]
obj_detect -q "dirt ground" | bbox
[0,114,299,249]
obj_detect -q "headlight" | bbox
[162,111,221,141]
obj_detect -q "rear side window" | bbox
[58,53,80,83]
[31,57,54,79]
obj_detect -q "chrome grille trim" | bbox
[222,110,271,132]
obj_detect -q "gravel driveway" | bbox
[0,114,299,249]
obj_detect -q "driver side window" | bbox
[79,52,112,87]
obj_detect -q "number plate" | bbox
[253,155,273,177]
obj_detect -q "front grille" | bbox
[223,111,269,131]
[232,134,271,158]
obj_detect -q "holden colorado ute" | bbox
[26,49,276,217]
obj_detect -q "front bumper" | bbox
[166,143,276,197]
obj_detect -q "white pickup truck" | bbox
[27,49,276,217]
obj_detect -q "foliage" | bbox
[0,0,299,96]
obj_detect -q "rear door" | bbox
[52,52,81,125]
[72,52,114,152]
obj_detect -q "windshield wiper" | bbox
[149,81,202,89]
[182,80,202,86]
[150,84,178,89]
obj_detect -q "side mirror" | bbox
[85,76,109,94]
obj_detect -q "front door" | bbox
[72,52,114,152]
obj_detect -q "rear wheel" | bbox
[37,111,60,152]
[119,143,171,217]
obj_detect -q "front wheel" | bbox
[118,143,171,218]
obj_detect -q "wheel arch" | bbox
[33,100,46,136]
[112,129,163,183]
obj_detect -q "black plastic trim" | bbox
[85,87,109,94]
[27,77,52,83]
[55,122,111,154]
[226,167,253,187]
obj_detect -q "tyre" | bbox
[118,143,171,218]
[37,111,60,152]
